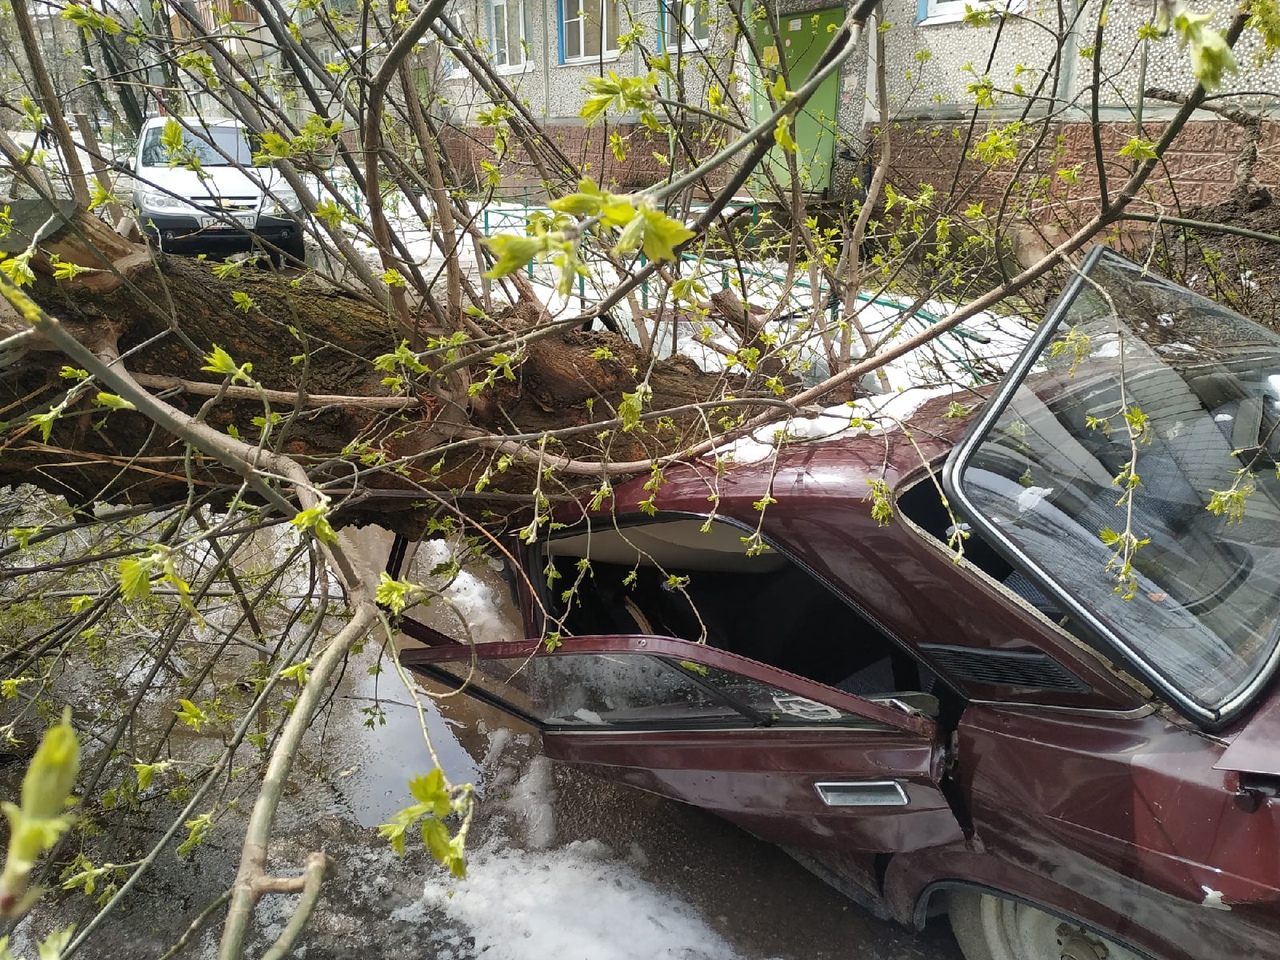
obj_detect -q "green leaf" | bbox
[175,700,209,731]
[773,116,797,154]
[618,384,651,432]
[20,710,79,821]
[161,118,185,160]
[131,761,167,791]
[314,199,345,229]
[373,340,430,375]
[35,927,73,960]
[62,3,123,33]
[377,820,407,856]
[279,659,312,685]
[579,71,658,125]
[177,813,212,858]
[599,195,636,228]
[614,212,646,254]
[51,257,86,281]
[201,345,254,384]
[408,768,451,817]
[291,504,338,545]
[1119,137,1159,161]
[549,192,603,217]
[639,209,695,262]
[95,392,136,411]
[1174,8,1238,90]
[211,259,241,280]
[1247,0,1280,63]
[230,291,255,313]
[0,715,80,917]
[421,817,452,864]
[29,404,65,442]
[118,556,154,601]
[0,252,36,288]
[483,234,542,278]
[375,573,415,614]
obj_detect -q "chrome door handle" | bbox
[813,780,909,807]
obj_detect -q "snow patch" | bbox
[503,755,557,850]
[709,385,960,464]
[410,540,519,644]
[417,843,747,960]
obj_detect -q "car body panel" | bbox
[1215,684,1280,778]
[401,635,965,855]
[939,703,1280,960]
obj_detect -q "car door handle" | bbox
[813,780,909,807]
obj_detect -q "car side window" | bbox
[540,518,934,701]
[422,651,898,730]
[896,477,1068,623]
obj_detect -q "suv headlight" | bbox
[265,188,302,216]
[138,190,196,214]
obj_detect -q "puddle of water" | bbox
[321,665,483,828]
[321,526,524,825]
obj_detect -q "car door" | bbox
[399,633,963,855]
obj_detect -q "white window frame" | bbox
[918,0,1022,26]
[492,0,533,72]
[664,0,710,50]
[917,0,967,25]
[560,0,620,63]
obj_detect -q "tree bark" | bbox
[0,208,738,536]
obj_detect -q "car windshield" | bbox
[947,248,1280,725]
[139,124,253,167]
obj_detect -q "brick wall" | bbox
[440,121,726,197]
[884,119,1280,226]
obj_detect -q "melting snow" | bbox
[710,385,964,464]
[409,842,747,960]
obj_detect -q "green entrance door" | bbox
[751,5,844,193]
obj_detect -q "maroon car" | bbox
[399,248,1280,960]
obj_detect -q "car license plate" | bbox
[201,213,255,230]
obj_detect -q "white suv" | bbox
[130,117,306,266]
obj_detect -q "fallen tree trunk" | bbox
[0,205,744,536]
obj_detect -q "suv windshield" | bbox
[139,124,253,167]
[945,248,1280,726]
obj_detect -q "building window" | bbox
[492,0,530,69]
[916,0,967,23]
[211,0,259,23]
[664,0,710,48]
[560,0,620,62]
[918,0,1020,24]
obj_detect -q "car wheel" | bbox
[271,237,306,269]
[948,890,1144,960]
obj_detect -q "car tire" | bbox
[272,237,306,269]
[947,890,1144,960]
